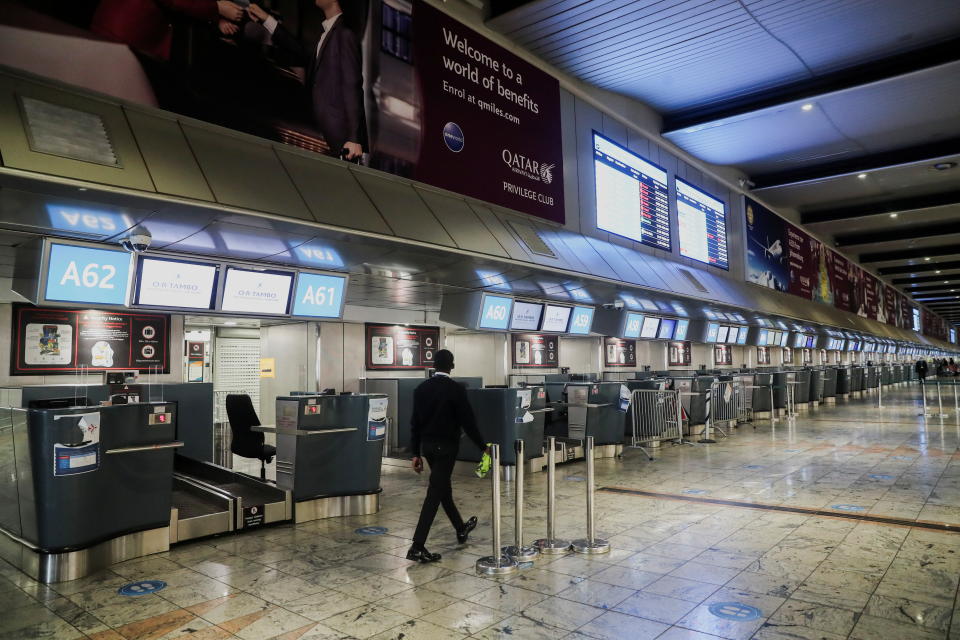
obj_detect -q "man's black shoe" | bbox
[457,516,478,544]
[406,546,441,563]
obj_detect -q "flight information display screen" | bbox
[593,132,670,250]
[676,178,728,269]
[674,319,689,341]
[658,318,677,340]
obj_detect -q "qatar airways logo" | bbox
[501,149,554,185]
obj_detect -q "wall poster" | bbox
[8,1,563,224]
[365,323,439,370]
[12,304,169,375]
[713,344,732,366]
[756,346,770,365]
[668,341,692,366]
[511,333,558,368]
[604,337,636,367]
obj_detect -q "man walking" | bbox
[408,350,488,563]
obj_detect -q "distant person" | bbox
[407,349,489,563]
[916,358,928,383]
[247,0,367,161]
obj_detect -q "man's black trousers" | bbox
[413,441,464,547]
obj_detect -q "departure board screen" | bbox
[676,178,728,269]
[593,132,670,250]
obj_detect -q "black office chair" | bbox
[226,394,276,481]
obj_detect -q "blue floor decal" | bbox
[708,602,762,621]
[118,580,166,596]
[356,526,389,535]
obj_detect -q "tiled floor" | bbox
[4,383,960,639]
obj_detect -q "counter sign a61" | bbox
[291,272,347,319]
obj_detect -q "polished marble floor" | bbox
[3,383,960,639]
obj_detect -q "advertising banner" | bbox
[13,305,169,375]
[8,2,563,223]
[744,198,788,292]
[365,323,439,370]
[786,222,818,300]
[744,196,950,336]
[511,333,558,368]
[604,338,636,367]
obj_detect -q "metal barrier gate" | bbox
[629,388,685,458]
[707,380,746,438]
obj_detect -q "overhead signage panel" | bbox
[220,268,293,315]
[134,257,218,310]
[43,242,132,306]
[541,305,572,333]
[568,306,594,335]
[478,293,513,330]
[291,272,347,319]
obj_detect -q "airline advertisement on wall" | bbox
[12,305,169,375]
[744,197,945,336]
[9,1,563,224]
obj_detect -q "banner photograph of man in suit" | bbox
[247,1,367,161]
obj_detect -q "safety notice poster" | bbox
[12,304,169,375]
[365,323,440,370]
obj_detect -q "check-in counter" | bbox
[543,382,624,456]
[864,366,879,390]
[365,377,481,456]
[808,369,824,405]
[790,370,810,409]
[850,366,865,393]
[821,368,838,402]
[458,386,546,469]
[272,394,386,523]
[674,376,714,427]
[836,366,851,395]
[0,401,179,583]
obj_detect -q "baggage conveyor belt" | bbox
[170,457,293,543]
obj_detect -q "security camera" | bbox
[120,227,152,253]
[602,300,625,310]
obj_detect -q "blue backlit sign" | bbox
[568,306,594,335]
[479,294,513,330]
[291,272,347,318]
[44,243,132,306]
[623,312,644,338]
[674,319,690,341]
[47,204,133,235]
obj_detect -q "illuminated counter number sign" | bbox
[479,294,513,330]
[44,243,132,306]
[292,273,347,318]
[568,307,594,335]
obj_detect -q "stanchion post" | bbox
[535,437,571,554]
[937,381,947,418]
[877,378,883,409]
[476,445,518,575]
[921,379,929,417]
[503,439,538,562]
[572,437,610,554]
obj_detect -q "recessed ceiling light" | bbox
[936,270,942,273]
[224,321,237,326]
[925,257,932,261]
[801,103,814,111]
[889,213,898,218]
[933,162,957,171]
[857,173,868,179]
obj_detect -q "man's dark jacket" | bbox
[410,375,485,456]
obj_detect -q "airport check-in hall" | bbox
[0,0,959,638]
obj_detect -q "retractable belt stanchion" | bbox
[503,439,538,562]
[572,436,610,555]
[534,436,571,554]
[476,445,518,575]
[936,380,949,418]
[921,379,930,417]
[877,377,883,409]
